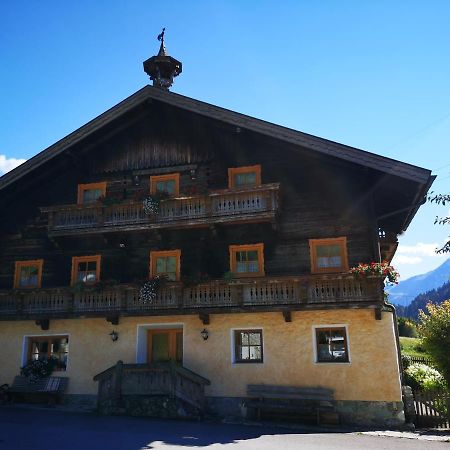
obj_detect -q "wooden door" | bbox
[147,329,183,363]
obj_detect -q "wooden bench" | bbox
[9,376,68,405]
[246,385,339,425]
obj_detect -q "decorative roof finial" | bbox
[143,28,182,90]
[157,28,166,56]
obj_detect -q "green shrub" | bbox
[419,300,450,386]
[404,363,447,391]
[397,317,418,337]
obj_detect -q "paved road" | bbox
[0,407,448,450]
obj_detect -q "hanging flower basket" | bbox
[139,276,167,304]
[349,261,399,285]
[142,196,161,215]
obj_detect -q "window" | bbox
[315,327,349,363]
[234,330,263,363]
[14,260,43,289]
[77,182,107,205]
[309,237,349,273]
[229,244,264,277]
[150,173,180,196]
[150,250,181,281]
[28,335,69,371]
[228,165,262,188]
[71,255,101,285]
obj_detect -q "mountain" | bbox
[387,258,450,306]
[395,280,450,319]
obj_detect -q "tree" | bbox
[428,193,450,253]
[418,300,450,387]
[397,317,417,337]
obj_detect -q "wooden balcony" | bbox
[0,274,384,321]
[41,183,280,236]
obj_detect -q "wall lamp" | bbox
[200,328,209,341]
[109,330,119,342]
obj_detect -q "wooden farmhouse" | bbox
[0,36,434,425]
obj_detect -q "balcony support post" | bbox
[199,313,210,325]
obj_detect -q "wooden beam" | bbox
[375,307,382,320]
[199,313,210,325]
[35,319,50,330]
[106,316,119,325]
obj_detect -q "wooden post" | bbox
[97,206,104,227]
[48,211,54,231]
[114,360,124,408]
[235,284,244,307]
[120,286,127,312]
[68,292,75,313]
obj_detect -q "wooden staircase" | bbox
[93,361,210,418]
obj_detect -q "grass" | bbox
[399,336,431,358]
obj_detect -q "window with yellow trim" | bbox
[228,165,261,188]
[77,182,107,205]
[14,260,43,289]
[309,237,349,273]
[229,244,265,277]
[150,173,180,196]
[71,255,101,285]
[150,250,181,281]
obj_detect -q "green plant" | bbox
[350,261,399,285]
[419,300,450,387]
[21,357,57,383]
[71,281,86,294]
[182,272,211,287]
[222,271,235,280]
[139,275,167,304]
[92,279,119,292]
[397,317,418,337]
[142,192,170,215]
[404,363,447,391]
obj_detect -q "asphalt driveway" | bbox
[0,406,448,450]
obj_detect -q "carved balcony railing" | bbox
[0,274,383,320]
[40,183,280,236]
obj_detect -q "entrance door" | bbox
[147,329,183,363]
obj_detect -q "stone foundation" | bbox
[63,394,405,428]
[206,396,405,428]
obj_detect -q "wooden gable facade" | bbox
[0,80,435,426]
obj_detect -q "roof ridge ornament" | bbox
[143,28,182,90]
[157,28,167,56]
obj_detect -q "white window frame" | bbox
[21,333,71,371]
[230,327,265,365]
[136,322,184,364]
[312,324,351,365]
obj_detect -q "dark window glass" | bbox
[29,336,69,371]
[18,265,39,287]
[234,330,263,363]
[235,250,259,273]
[76,261,98,283]
[316,328,349,363]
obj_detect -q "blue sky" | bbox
[1,1,449,280]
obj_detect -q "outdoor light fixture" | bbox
[201,328,209,341]
[109,330,119,342]
[190,168,197,180]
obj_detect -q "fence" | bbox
[405,355,435,366]
[413,389,450,429]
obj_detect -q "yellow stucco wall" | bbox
[0,308,402,402]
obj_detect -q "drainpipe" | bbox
[383,301,403,385]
